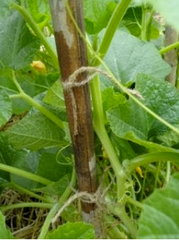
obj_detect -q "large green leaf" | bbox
[45,222,95,239]
[104,30,170,86]
[0,91,12,128]
[107,73,179,151]
[138,174,179,238]
[0,211,14,239]
[0,11,40,70]
[84,0,115,34]
[6,109,66,150]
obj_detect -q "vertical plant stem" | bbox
[141,5,147,40]
[165,161,171,184]
[154,161,161,188]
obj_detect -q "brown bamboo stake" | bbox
[164,25,178,85]
[49,0,97,222]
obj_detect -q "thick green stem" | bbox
[90,76,123,200]
[95,0,132,64]
[160,41,179,55]
[107,205,137,238]
[0,163,52,185]
[0,202,52,212]
[124,152,179,173]
[11,2,59,69]
[38,203,59,239]
[104,215,128,239]
[90,0,132,200]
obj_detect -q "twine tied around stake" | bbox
[62,67,143,135]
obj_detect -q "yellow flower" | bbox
[31,60,46,74]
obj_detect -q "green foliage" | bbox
[104,30,170,86]
[6,109,66,150]
[138,174,179,239]
[0,91,12,128]
[107,73,179,152]
[0,211,14,239]
[45,222,95,239]
[84,0,116,34]
[0,0,179,239]
[0,12,40,70]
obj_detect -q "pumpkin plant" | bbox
[0,0,179,238]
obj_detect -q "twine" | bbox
[62,66,143,135]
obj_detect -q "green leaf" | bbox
[37,152,72,182]
[6,109,66,150]
[43,80,65,110]
[0,11,40,70]
[26,0,50,24]
[110,132,137,161]
[0,0,14,19]
[45,222,95,239]
[104,30,170,86]
[0,211,14,239]
[138,173,179,239]
[35,174,70,195]
[84,0,115,34]
[10,151,39,189]
[107,73,179,151]
[0,69,17,94]
[102,87,126,123]
[0,91,12,128]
